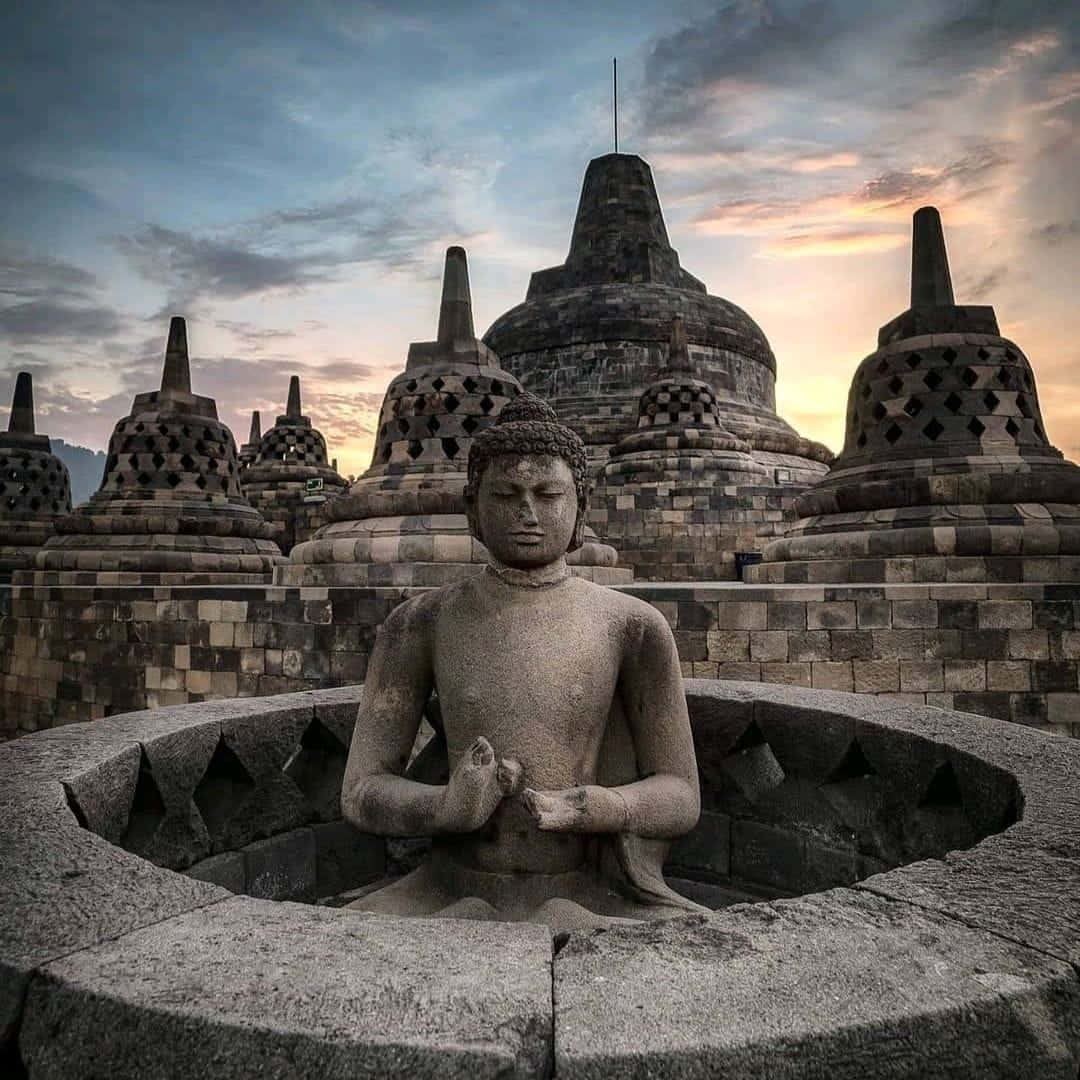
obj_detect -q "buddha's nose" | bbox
[519,496,539,525]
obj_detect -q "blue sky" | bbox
[1,0,1077,477]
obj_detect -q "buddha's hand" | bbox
[435,736,523,833]
[522,785,629,833]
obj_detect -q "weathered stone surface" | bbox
[312,820,385,898]
[0,781,225,1045]
[243,828,317,901]
[22,899,553,1079]
[859,827,1080,967]
[554,889,1080,1078]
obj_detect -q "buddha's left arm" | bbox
[523,606,700,838]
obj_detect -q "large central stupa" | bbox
[483,153,831,489]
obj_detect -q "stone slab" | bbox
[554,889,1080,1078]
[21,898,553,1079]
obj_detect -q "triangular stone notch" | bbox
[283,717,349,819]
[824,739,877,786]
[121,749,168,855]
[918,760,964,809]
[193,736,256,837]
[721,720,785,803]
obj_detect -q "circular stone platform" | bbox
[2,683,1078,1077]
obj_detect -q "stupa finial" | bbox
[286,376,302,419]
[665,316,693,374]
[161,316,192,395]
[8,372,35,435]
[436,246,476,344]
[249,410,261,443]
[910,207,955,309]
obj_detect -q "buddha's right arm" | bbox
[341,597,446,836]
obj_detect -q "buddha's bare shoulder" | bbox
[564,578,674,637]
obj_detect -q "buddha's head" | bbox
[465,393,590,567]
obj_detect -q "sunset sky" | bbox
[1,0,1077,480]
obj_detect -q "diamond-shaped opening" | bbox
[856,432,867,448]
[997,367,1012,387]
[983,390,1000,412]
[923,418,944,441]
[426,415,441,434]
[824,739,877,784]
[136,472,152,486]
[1018,395,1033,418]
[1004,348,1017,362]
[407,440,424,459]
[157,423,169,436]
[490,379,504,396]
[462,416,479,434]
[479,394,495,415]
[396,418,410,435]
[876,358,889,375]
[283,719,348,818]
[195,474,207,488]
[961,367,978,387]
[977,347,990,361]
[861,384,872,400]
[62,783,89,829]
[872,403,887,422]
[944,392,963,414]
[903,396,923,417]
[121,750,168,855]
[918,761,963,809]
[967,417,986,437]
[884,423,903,444]
[905,352,922,369]
[888,375,904,394]
[406,379,418,392]
[942,347,958,365]
[1034,422,1043,439]
[720,721,785,803]
[441,437,460,459]
[128,453,139,467]
[923,370,942,390]
[432,377,445,391]
[166,472,181,487]
[1005,418,1020,438]
[152,453,165,469]
[445,393,461,413]
[462,376,477,393]
[413,396,426,414]
[206,458,218,471]
[1023,371,1032,388]
[178,453,195,470]
[194,737,255,838]
[134,422,145,433]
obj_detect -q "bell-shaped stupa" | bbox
[483,152,831,488]
[593,317,784,579]
[749,207,1080,584]
[281,247,629,586]
[241,377,347,554]
[27,317,283,584]
[0,373,72,580]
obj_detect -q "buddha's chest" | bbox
[432,599,622,782]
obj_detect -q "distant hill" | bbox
[52,440,107,506]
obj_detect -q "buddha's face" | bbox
[474,454,579,568]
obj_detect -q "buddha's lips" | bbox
[510,532,544,541]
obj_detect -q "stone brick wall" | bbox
[2,579,1077,740]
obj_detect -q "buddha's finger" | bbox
[470,737,495,768]
[497,757,523,795]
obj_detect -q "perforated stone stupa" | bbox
[282,246,629,586]
[483,153,832,491]
[592,317,790,580]
[25,317,282,585]
[751,207,1080,585]
[0,372,72,580]
[241,377,347,555]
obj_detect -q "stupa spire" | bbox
[161,316,191,395]
[8,372,35,435]
[286,376,302,419]
[248,410,261,443]
[665,316,693,374]
[910,206,955,309]
[436,246,476,344]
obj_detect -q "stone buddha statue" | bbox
[342,394,705,930]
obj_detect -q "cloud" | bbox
[0,300,126,342]
[760,229,909,258]
[1036,219,1080,245]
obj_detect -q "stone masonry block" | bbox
[749,631,788,663]
[892,601,938,629]
[807,602,856,630]
[1008,630,1049,660]
[714,603,767,630]
[706,631,749,662]
[978,601,1033,630]
[853,661,900,694]
[943,660,986,693]
[900,661,944,693]
[811,662,853,691]
[986,661,1032,692]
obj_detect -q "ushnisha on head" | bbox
[465,393,591,564]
